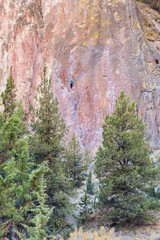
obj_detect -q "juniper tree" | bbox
[65,133,88,187]
[95,91,160,227]
[30,66,73,235]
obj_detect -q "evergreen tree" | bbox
[30,66,66,165]
[78,191,92,225]
[95,91,160,227]
[4,103,26,146]
[0,74,32,238]
[0,69,24,164]
[0,137,33,238]
[24,175,53,240]
[1,67,16,119]
[0,68,55,238]
[0,139,52,239]
[30,66,73,235]
[86,171,95,195]
[65,133,88,187]
[0,103,26,164]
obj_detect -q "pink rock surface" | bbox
[0,0,160,151]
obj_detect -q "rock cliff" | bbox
[1,0,160,151]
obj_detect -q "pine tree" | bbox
[30,66,66,165]
[30,66,73,235]
[95,91,160,227]
[65,133,88,187]
[0,138,52,239]
[0,103,26,166]
[0,69,24,164]
[0,74,32,238]
[78,191,92,225]
[24,175,53,240]
[0,68,55,238]
[86,171,94,195]
[1,67,16,119]
[0,137,33,238]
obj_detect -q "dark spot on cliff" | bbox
[156,59,159,64]
[45,23,54,33]
[75,102,77,111]
[16,17,30,28]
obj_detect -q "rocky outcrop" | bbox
[0,0,160,151]
[138,87,160,149]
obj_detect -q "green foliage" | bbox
[30,67,73,235]
[0,78,50,239]
[86,171,95,195]
[0,73,32,238]
[0,103,26,163]
[24,175,53,240]
[154,188,160,199]
[0,137,33,238]
[0,70,26,164]
[30,66,66,165]
[78,191,93,225]
[65,133,88,188]
[1,67,16,119]
[95,91,160,227]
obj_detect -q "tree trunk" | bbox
[9,219,14,240]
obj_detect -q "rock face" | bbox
[1,0,160,151]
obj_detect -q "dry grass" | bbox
[52,227,120,240]
[67,227,120,240]
[51,223,160,240]
[51,212,160,240]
